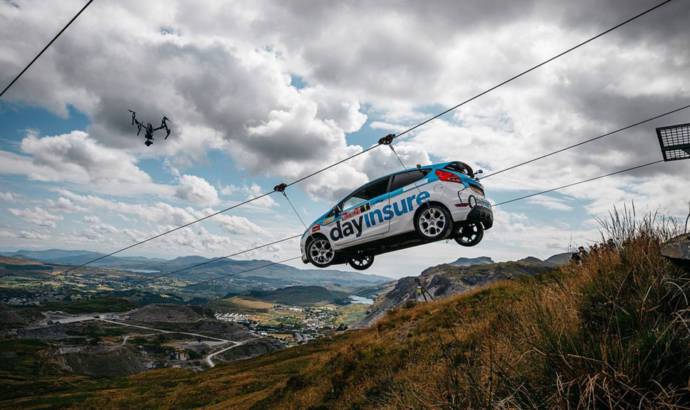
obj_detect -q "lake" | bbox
[349,295,374,305]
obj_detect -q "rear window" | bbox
[445,162,474,178]
[389,169,429,192]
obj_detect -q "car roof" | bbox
[336,162,446,204]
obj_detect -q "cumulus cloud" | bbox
[0,131,174,196]
[9,207,62,228]
[526,195,574,211]
[17,230,48,240]
[48,197,88,213]
[1,0,689,263]
[219,184,238,196]
[59,190,269,238]
[214,214,267,236]
[0,192,19,202]
[244,184,278,208]
[174,174,219,206]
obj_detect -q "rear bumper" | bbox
[467,205,493,230]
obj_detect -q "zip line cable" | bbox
[0,0,95,98]
[389,0,675,142]
[62,192,274,274]
[281,192,308,229]
[175,158,665,289]
[143,234,302,282]
[63,0,673,272]
[481,103,690,179]
[149,158,669,286]
[285,144,380,188]
[180,159,666,288]
[492,159,665,207]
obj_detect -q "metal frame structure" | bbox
[656,123,690,161]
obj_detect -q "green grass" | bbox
[42,297,136,314]
[3,208,689,409]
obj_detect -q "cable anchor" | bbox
[378,134,395,145]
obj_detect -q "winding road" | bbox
[98,318,247,367]
[204,340,247,367]
[99,318,229,342]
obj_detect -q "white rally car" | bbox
[300,161,493,270]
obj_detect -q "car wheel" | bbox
[454,222,484,247]
[414,204,452,241]
[307,237,336,268]
[348,254,374,270]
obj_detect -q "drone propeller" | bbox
[128,109,136,126]
[161,116,171,139]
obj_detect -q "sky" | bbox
[0,0,689,279]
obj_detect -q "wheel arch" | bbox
[413,200,452,221]
[305,232,329,249]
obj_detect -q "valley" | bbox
[0,250,387,391]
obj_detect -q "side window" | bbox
[389,170,428,192]
[341,178,390,209]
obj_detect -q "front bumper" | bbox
[467,205,493,230]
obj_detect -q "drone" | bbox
[128,110,171,146]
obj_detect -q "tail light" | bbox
[435,169,461,183]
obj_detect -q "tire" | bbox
[454,222,484,247]
[307,237,336,268]
[414,204,452,241]
[348,254,374,270]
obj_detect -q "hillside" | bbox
[247,286,350,306]
[358,257,555,327]
[5,216,689,408]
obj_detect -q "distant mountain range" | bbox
[451,256,495,267]
[1,249,391,293]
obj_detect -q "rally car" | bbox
[300,161,493,270]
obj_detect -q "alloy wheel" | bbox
[309,238,335,266]
[419,207,448,238]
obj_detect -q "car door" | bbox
[386,169,431,236]
[333,176,391,247]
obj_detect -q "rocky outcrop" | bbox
[358,259,556,327]
[450,256,494,267]
[62,345,148,377]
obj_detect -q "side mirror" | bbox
[476,169,484,175]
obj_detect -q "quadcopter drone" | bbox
[128,110,171,146]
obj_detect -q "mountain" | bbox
[517,256,545,265]
[1,248,390,292]
[450,256,494,267]
[2,249,166,267]
[12,228,686,408]
[545,252,572,267]
[358,257,555,327]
